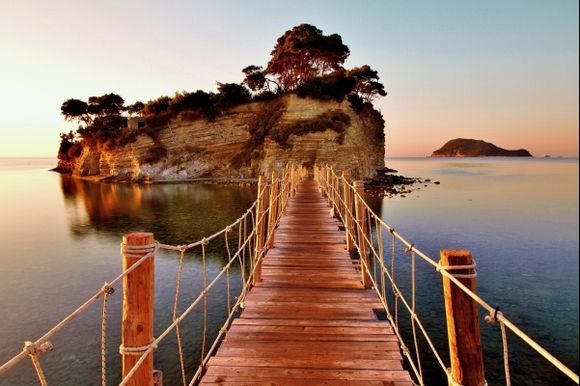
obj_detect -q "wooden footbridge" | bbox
[1,165,578,386]
[200,177,413,385]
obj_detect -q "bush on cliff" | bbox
[57,23,387,162]
[270,110,351,147]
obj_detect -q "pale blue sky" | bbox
[0,0,578,156]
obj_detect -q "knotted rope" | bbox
[24,341,53,386]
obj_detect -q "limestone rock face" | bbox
[62,95,384,181]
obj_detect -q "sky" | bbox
[0,0,578,157]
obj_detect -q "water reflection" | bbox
[59,177,257,245]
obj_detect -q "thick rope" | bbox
[24,341,53,386]
[315,165,579,385]
[500,320,511,386]
[200,239,208,369]
[7,165,573,386]
[100,283,114,386]
[1,165,307,386]
[172,247,187,386]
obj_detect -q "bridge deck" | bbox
[200,178,414,385]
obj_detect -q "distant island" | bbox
[431,138,532,157]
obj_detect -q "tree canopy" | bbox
[58,23,386,160]
[241,23,386,104]
[265,24,350,91]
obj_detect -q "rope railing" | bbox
[314,164,579,386]
[0,163,307,386]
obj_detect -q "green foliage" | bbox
[347,94,364,112]
[347,65,387,102]
[57,131,82,161]
[214,82,251,110]
[143,142,168,164]
[266,24,350,91]
[127,101,144,116]
[88,93,125,116]
[61,99,90,124]
[170,90,214,116]
[143,96,171,116]
[270,110,351,147]
[58,24,387,156]
[296,72,356,101]
[230,99,286,167]
[60,93,133,146]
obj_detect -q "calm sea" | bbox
[0,157,577,385]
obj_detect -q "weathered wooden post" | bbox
[267,170,279,249]
[326,166,331,201]
[333,169,340,215]
[254,175,267,285]
[291,165,297,197]
[353,181,372,288]
[121,232,155,386]
[440,249,485,386]
[342,170,355,252]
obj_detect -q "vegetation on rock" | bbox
[270,110,351,148]
[57,23,387,168]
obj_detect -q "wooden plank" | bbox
[247,288,378,298]
[207,356,403,370]
[242,300,385,310]
[219,340,401,351]
[203,366,413,381]
[200,377,413,385]
[224,332,397,342]
[199,177,412,385]
[215,347,403,360]
[228,324,393,335]
[232,319,390,328]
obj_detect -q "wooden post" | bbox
[254,176,267,285]
[267,171,279,249]
[326,167,331,202]
[122,232,155,386]
[342,170,354,252]
[290,165,296,197]
[440,249,485,386]
[333,170,340,215]
[353,181,372,288]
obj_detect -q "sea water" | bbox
[0,157,577,385]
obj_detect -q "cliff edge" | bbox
[431,138,532,157]
[57,94,385,181]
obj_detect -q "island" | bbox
[431,138,532,157]
[54,24,387,182]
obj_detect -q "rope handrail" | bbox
[314,164,579,385]
[0,242,160,376]
[0,163,307,386]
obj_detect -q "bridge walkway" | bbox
[200,178,414,385]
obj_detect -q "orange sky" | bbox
[0,1,578,157]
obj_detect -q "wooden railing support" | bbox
[342,170,355,252]
[332,170,340,216]
[353,180,372,288]
[440,249,486,386]
[121,232,155,386]
[267,171,279,249]
[254,175,268,285]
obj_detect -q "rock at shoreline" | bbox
[431,138,532,157]
[57,95,385,181]
[364,166,425,196]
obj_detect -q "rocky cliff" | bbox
[431,138,532,157]
[58,95,384,181]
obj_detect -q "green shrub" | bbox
[270,110,351,147]
[296,72,356,101]
[143,143,167,164]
